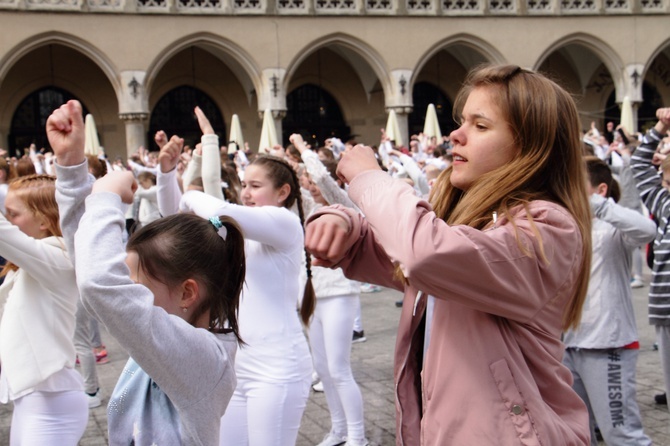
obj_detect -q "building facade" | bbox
[0,0,669,159]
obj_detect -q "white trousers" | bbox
[219,376,310,446]
[309,294,366,441]
[10,390,88,446]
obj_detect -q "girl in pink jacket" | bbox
[305,65,592,445]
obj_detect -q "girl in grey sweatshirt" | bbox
[47,99,245,446]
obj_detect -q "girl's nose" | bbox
[450,127,464,146]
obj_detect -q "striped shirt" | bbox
[631,128,670,325]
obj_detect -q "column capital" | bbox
[385,106,413,115]
[119,112,149,122]
[257,69,288,112]
[623,64,644,103]
[386,70,414,111]
[119,71,149,115]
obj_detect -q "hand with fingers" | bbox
[158,135,184,173]
[336,144,381,185]
[155,130,169,150]
[46,100,86,167]
[92,171,138,204]
[657,108,670,133]
[195,106,215,135]
[305,214,352,268]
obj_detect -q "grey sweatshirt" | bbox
[563,194,656,348]
[55,161,237,446]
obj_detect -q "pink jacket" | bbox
[309,171,589,445]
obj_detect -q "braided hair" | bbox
[250,155,316,326]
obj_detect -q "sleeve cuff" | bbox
[55,160,91,189]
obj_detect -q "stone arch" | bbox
[645,37,670,76]
[145,33,262,107]
[412,34,506,91]
[284,33,391,104]
[0,31,120,97]
[535,33,625,101]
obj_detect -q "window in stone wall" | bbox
[148,86,226,150]
[137,0,167,7]
[9,87,87,157]
[407,0,433,11]
[560,0,596,11]
[442,0,480,11]
[178,0,222,9]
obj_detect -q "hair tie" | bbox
[209,216,223,229]
[209,216,227,240]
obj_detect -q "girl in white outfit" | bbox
[290,134,368,446]
[156,109,314,446]
[0,174,87,445]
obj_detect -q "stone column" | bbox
[386,106,413,148]
[119,70,150,157]
[119,113,149,157]
[623,64,644,133]
[257,68,288,146]
[387,69,414,147]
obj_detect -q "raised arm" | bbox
[589,194,656,246]
[180,190,303,250]
[156,134,184,217]
[195,106,225,201]
[290,133,357,209]
[47,100,93,266]
[630,108,670,216]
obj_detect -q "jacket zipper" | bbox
[397,289,424,445]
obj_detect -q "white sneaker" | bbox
[87,390,102,409]
[312,380,324,392]
[631,278,644,289]
[360,283,381,293]
[316,431,347,446]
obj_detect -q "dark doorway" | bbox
[408,82,455,140]
[9,87,87,157]
[149,86,225,150]
[283,84,350,148]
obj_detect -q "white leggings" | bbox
[309,294,365,441]
[219,376,310,446]
[10,390,88,446]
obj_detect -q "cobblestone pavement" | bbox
[1,276,669,445]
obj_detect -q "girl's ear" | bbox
[277,183,291,204]
[35,214,50,237]
[180,279,200,308]
[596,182,608,198]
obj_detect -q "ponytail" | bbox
[250,155,316,326]
[295,192,316,326]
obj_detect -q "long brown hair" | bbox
[250,155,316,326]
[1,174,61,277]
[127,213,246,343]
[430,64,591,330]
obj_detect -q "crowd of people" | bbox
[0,63,670,445]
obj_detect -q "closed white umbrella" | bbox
[84,114,101,156]
[228,114,244,154]
[620,96,634,134]
[258,109,278,153]
[385,109,403,147]
[423,103,442,141]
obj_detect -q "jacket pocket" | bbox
[489,358,542,446]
